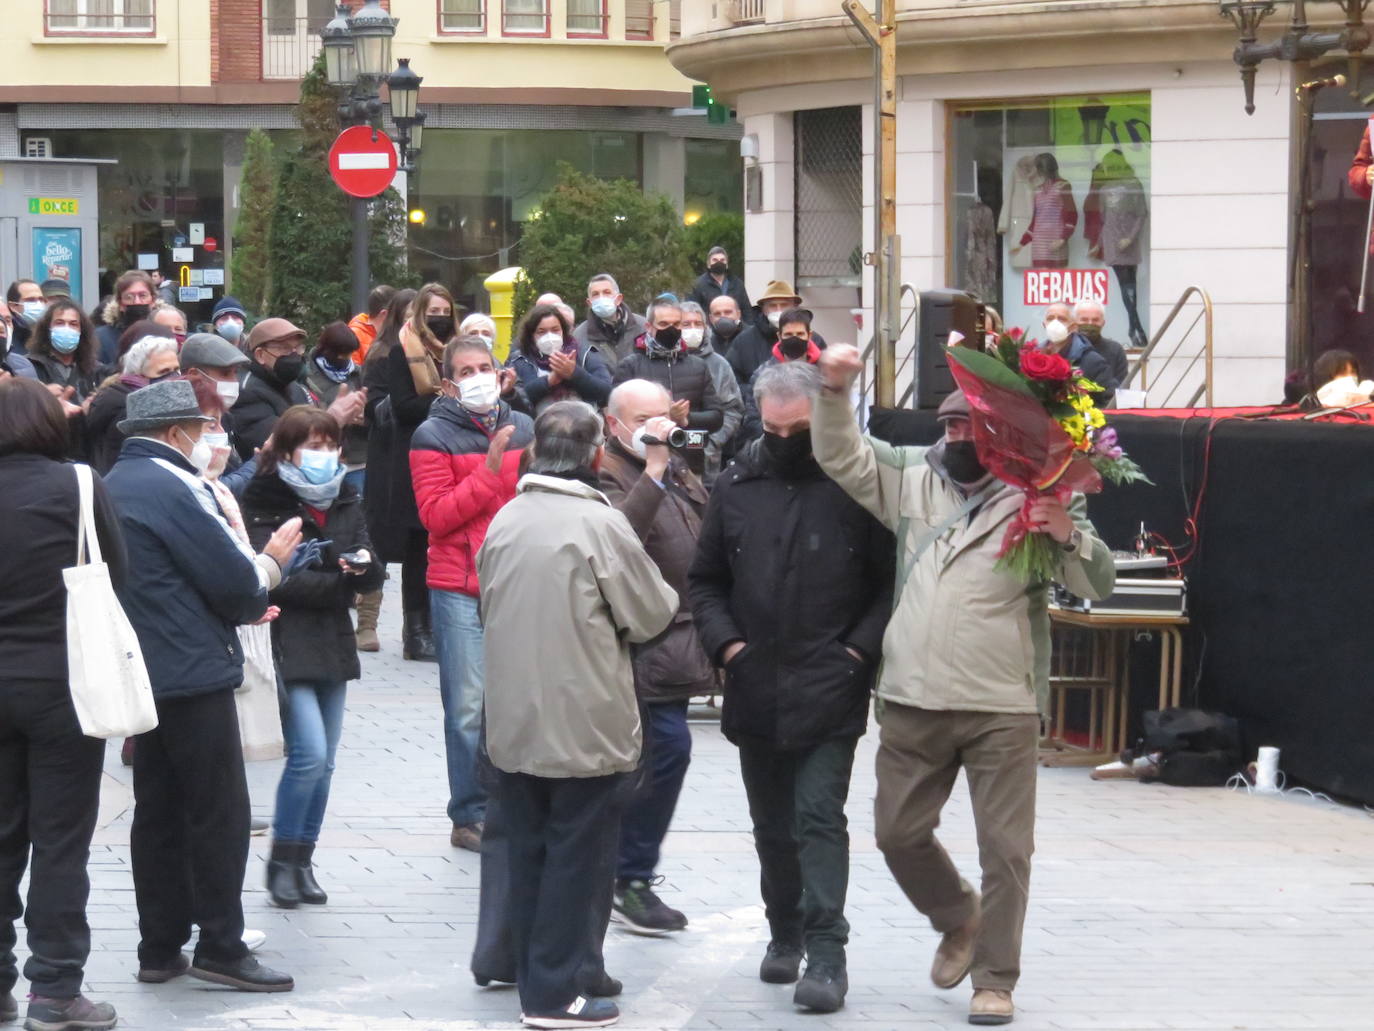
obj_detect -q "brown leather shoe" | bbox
[968,988,1014,1025]
[931,903,981,989]
[450,822,483,852]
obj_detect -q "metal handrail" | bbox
[858,282,920,424]
[1124,285,1214,408]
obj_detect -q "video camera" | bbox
[642,427,709,451]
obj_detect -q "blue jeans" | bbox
[431,589,487,827]
[273,681,347,844]
[617,700,692,881]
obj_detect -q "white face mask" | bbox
[535,332,563,357]
[681,327,705,350]
[1044,319,1070,345]
[458,371,501,413]
[628,426,650,458]
[767,310,783,328]
[214,378,240,408]
[179,427,214,474]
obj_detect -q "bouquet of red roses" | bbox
[946,330,1150,582]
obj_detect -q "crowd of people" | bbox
[0,250,1117,1031]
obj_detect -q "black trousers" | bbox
[498,770,625,1015]
[736,735,859,964]
[471,795,615,989]
[131,688,250,968]
[0,678,104,999]
[401,528,430,617]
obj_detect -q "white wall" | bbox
[738,58,1293,406]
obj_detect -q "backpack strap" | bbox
[891,482,995,613]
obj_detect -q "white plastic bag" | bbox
[63,463,158,739]
[235,623,283,761]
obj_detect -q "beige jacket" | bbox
[812,392,1115,714]
[477,473,679,778]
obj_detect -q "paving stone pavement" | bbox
[17,584,1374,1030]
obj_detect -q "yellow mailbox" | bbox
[483,266,526,364]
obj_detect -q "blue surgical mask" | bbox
[50,325,82,354]
[22,301,47,322]
[217,318,245,343]
[297,448,340,485]
[590,296,618,320]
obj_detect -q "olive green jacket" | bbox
[812,391,1115,714]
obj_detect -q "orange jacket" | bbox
[347,312,377,363]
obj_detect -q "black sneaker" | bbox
[793,961,847,1013]
[22,995,117,1031]
[2,991,17,1023]
[137,952,191,983]
[759,941,805,984]
[611,877,686,936]
[189,955,294,993]
[522,996,619,1028]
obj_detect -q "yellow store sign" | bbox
[28,197,79,216]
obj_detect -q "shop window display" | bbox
[951,94,1152,349]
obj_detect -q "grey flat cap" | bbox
[179,332,249,371]
[117,379,213,435]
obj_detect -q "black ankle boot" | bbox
[295,843,328,905]
[402,610,437,662]
[266,842,301,909]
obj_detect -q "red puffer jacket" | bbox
[410,396,535,596]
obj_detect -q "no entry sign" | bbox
[328,126,398,198]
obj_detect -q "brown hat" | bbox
[936,390,971,422]
[245,317,305,352]
[757,279,804,305]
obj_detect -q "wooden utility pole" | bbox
[843,0,898,408]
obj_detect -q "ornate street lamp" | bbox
[320,4,356,89]
[1218,0,1369,114]
[318,4,424,314]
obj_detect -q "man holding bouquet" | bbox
[812,345,1115,1026]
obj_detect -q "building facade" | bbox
[669,0,1372,406]
[1,0,740,318]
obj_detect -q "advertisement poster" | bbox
[32,227,82,301]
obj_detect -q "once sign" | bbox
[328,126,399,199]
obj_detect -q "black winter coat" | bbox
[242,474,384,684]
[688,271,752,320]
[85,379,133,475]
[233,363,317,461]
[611,345,725,433]
[688,439,895,750]
[0,453,126,683]
[363,343,435,561]
[508,343,612,413]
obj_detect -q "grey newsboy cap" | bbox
[936,389,971,422]
[117,379,213,435]
[179,332,249,371]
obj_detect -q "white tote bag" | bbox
[235,623,283,761]
[63,463,159,739]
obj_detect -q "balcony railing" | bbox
[729,0,766,24]
[262,15,326,81]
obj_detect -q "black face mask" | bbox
[426,315,455,342]
[711,317,740,341]
[270,353,305,387]
[652,326,682,351]
[708,261,728,275]
[943,439,986,484]
[779,336,809,361]
[762,429,814,477]
[122,303,150,325]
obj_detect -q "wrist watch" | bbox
[1061,528,1083,554]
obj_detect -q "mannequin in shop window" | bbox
[1013,153,1076,270]
[997,154,1037,272]
[1085,149,1150,350]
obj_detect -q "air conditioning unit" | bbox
[25,138,53,159]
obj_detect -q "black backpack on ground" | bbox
[1133,708,1243,787]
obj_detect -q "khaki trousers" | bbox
[873,702,1038,991]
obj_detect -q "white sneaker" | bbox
[242,929,266,952]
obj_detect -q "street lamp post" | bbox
[320,1,425,315]
[1219,0,1372,366]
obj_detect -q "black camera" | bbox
[643,428,708,451]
